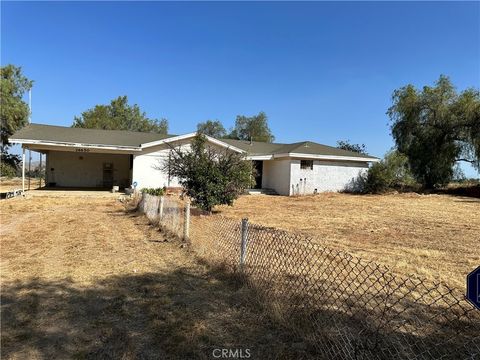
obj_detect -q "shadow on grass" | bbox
[435,184,480,198]
[1,265,313,360]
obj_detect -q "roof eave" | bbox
[141,132,246,153]
[9,138,142,152]
[273,152,380,162]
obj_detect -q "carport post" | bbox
[22,148,26,192]
[28,149,31,190]
[39,153,42,188]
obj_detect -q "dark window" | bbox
[300,160,313,170]
[129,155,134,170]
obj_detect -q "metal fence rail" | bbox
[137,194,480,359]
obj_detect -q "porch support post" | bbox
[39,153,43,188]
[22,147,26,192]
[28,149,32,190]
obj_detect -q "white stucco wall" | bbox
[45,151,131,187]
[262,159,292,195]
[289,159,369,194]
[132,141,228,190]
[132,146,177,189]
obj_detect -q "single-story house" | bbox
[11,123,379,195]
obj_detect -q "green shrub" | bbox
[162,134,254,212]
[141,187,166,196]
[362,150,416,193]
[0,162,17,178]
[363,162,391,193]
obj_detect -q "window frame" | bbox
[300,160,314,170]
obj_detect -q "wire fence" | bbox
[138,193,187,239]
[136,194,480,360]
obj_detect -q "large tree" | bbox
[0,65,33,167]
[197,120,227,138]
[388,75,480,188]
[73,96,168,134]
[161,134,253,212]
[228,111,274,142]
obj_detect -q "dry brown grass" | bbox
[215,193,480,290]
[0,194,305,359]
[0,177,28,192]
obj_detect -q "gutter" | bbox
[9,138,142,152]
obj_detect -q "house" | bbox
[10,123,379,195]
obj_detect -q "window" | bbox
[300,160,313,170]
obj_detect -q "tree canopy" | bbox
[72,96,168,134]
[388,75,480,188]
[336,140,367,155]
[1,65,33,167]
[229,112,274,143]
[197,120,227,138]
[161,134,253,212]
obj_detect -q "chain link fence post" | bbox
[183,201,190,241]
[240,218,249,269]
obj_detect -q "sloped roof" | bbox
[221,139,377,160]
[11,123,378,160]
[10,123,174,147]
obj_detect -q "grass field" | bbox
[1,180,478,357]
[215,192,480,289]
[0,177,27,192]
[0,194,302,359]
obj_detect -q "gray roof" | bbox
[10,123,174,147]
[222,138,378,159]
[11,123,378,160]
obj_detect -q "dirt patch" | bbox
[214,193,480,290]
[1,195,304,359]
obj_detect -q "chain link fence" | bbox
[137,194,480,360]
[138,193,188,239]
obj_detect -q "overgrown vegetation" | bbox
[361,150,415,193]
[141,187,166,196]
[161,134,253,212]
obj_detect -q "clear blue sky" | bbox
[2,1,479,176]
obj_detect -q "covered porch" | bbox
[21,145,134,191]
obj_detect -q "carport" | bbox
[20,145,135,190]
[10,124,169,191]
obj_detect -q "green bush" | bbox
[141,187,166,196]
[363,162,390,193]
[162,134,254,212]
[362,150,416,193]
[0,162,17,178]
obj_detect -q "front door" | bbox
[253,161,263,189]
[103,162,114,188]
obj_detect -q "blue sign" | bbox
[466,266,480,310]
[132,181,138,188]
